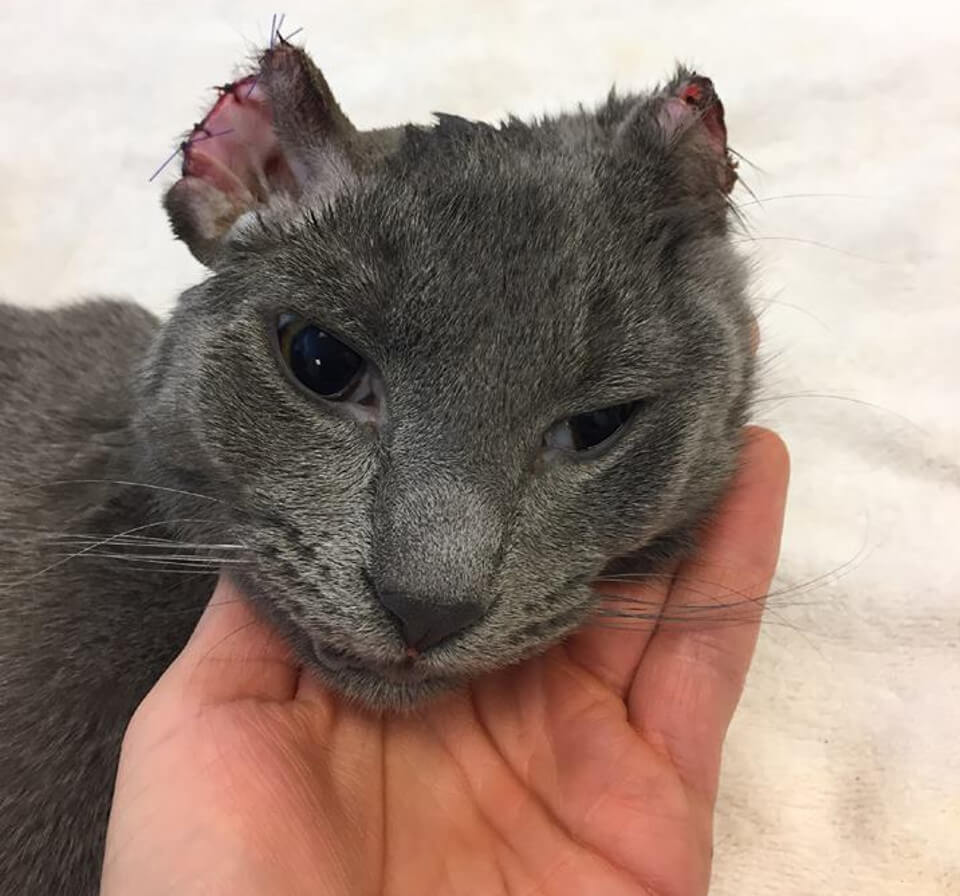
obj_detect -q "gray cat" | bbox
[0,42,753,895]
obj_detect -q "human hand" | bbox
[100,427,788,896]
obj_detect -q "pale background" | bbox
[1,1,958,892]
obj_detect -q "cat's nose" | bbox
[377,589,484,651]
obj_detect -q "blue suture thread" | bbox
[192,128,235,144]
[148,145,185,183]
[150,14,305,182]
[250,11,280,97]
[146,128,236,183]
[248,13,305,97]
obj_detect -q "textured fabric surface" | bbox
[1,1,957,892]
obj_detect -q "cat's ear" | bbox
[657,68,737,194]
[616,66,738,198]
[162,44,359,267]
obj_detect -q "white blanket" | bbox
[2,1,957,891]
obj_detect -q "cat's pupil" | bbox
[283,320,364,398]
[568,402,637,450]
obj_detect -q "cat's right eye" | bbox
[277,313,376,406]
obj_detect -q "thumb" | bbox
[159,575,302,706]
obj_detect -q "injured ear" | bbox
[162,43,360,267]
[655,68,738,195]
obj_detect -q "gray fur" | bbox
[0,47,753,894]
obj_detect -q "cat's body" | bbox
[0,301,212,893]
[1,43,753,894]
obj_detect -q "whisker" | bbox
[592,598,828,620]
[17,479,230,505]
[753,295,830,329]
[98,566,223,576]
[50,551,251,565]
[732,234,885,264]
[754,392,924,432]
[592,571,674,583]
[107,596,253,623]
[589,541,869,647]
[597,522,870,593]
[585,616,807,633]
[726,146,765,174]
[1,530,246,550]
[594,552,863,608]
[732,173,762,209]
[89,566,222,576]
[62,541,246,551]
[192,619,261,674]
[150,596,248,613]
[735,191,873,210]
[0,518,215,594]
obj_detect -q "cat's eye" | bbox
[545,401,640,453]
[277,313,373,404]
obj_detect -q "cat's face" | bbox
[137,45,753,707]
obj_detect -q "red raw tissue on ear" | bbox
[679,77,728,154]
[181,75,296,202]
[659,72,737,194]
[162,42,359,266]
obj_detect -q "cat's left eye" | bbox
[545,401,640,453]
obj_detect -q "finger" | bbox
[563,566,676,698]
[627,426,789,801]
[158,574,302,706]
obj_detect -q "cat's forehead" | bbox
[317,146,621,316]
[310,165,634,363]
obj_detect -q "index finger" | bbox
[627,426,790,801]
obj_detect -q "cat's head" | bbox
[136,43,754,708]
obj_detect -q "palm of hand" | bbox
[102,429,787,896]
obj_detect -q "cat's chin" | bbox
[307,643,465,711]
